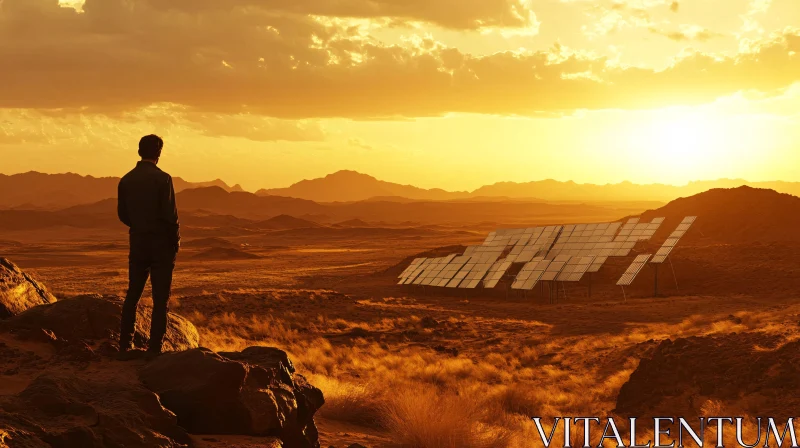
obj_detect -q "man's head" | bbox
[138,134,164,162]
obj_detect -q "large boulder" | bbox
[615,333,800,418]
[222,346,324,446]
[0,373,192,447]
[140,347,323,448]
[0,258,56,319]
[2,294,199,352]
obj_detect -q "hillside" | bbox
[0,172,243,210]
[256,170,470,202]
[640,186,800,244]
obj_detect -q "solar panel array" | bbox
[651,216,697,264]
[617,254,652,286]
[398,214,697,293]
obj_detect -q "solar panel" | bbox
[432,256,471,286]
[483,259,513,288]
[540,261,567,282]
[556,256,595,282]
[459,263,493,289]
[650,246,675,264]
[617,254,652,286]
[400,258,432,284]
[511,259,550,290]
[446,261,474,288]
[414,258,444,285]
[651,216,697,264]
[587,256,608,273]
[398,258,424,279]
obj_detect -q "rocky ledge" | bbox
[0,259,324,448]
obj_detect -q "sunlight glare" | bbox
[58,0,85,12]
[626,110,731,183]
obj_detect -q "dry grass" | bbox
[309,375,384,427]
[381,388,510,448]
[157,290,800,447]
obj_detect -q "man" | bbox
[117,134,180,358]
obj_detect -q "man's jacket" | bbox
[117,161,181,250]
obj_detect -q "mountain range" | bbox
[3,184,800,246]
[0,172,243,210]
[3,169,800,210]
[48,186,636,225]
[259,170,800,203]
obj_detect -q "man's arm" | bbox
[117,181,131,227]
[161,175,181,251]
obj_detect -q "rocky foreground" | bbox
[615,331,800,418]
[0,258,324,448]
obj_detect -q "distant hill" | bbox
[256,170,470,202]
[177,187,326,219]
[183,237,240,249]
[335,219,372,227]
[192,247,261,260]
[255,214,322,230]
[472,178,800,202]
[0,172,243,210]
[640,186,800,244]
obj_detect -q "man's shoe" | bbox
[117,348,147,361]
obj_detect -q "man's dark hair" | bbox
[138,134,164,160]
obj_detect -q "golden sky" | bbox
[1,0,799,191]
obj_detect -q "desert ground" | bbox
[3,186,800,448]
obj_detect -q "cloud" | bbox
[142,0,539,31]
[347,137,375,150]
[0,0,799,119]
[0,106,327,145]
[650,24,723,41]
[181,113,326,142]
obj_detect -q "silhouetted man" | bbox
[117,135,180,358]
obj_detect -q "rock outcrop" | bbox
[0,259,323,448]
[141,347,324,448]
[223,346,324,446]
[0,258,56,319]
[3,294,199,352]
[0,373,192,447]
[615,333,800,418]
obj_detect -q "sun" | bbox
[625,110,730,183]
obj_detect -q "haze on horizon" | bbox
[1,0,799,192]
